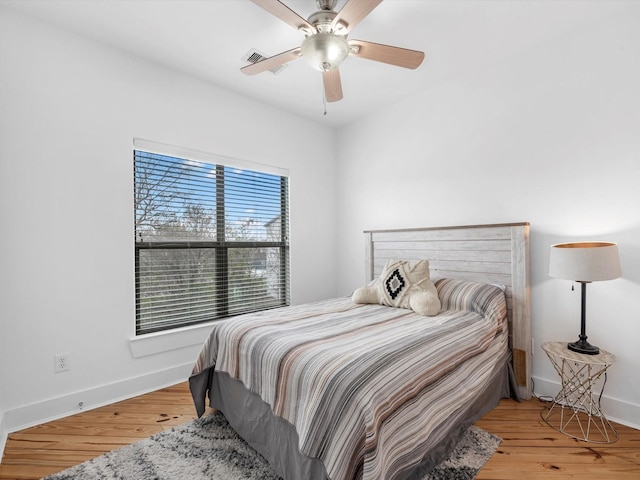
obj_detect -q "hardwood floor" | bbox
[1,382,638,479]
[474,398,640,479]
[0,383,212,480]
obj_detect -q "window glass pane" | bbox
[135,152,217,243]
[227,247,287,315]
[137,248,218,333]
[224,166,286,242]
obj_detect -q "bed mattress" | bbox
[190,279,511,480]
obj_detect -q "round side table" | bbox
[540,341,618,443]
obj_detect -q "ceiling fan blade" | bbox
[323,69,343,102]
[332,0,383,33]
[349,40,425,69]
[251,0,314,32]
[241,47,301,75]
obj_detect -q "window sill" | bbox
[128,322,216,358]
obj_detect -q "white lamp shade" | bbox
[549,242,622,282]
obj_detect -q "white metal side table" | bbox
[540,341,618,443]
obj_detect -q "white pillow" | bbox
[353,259,441,316]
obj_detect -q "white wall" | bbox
[0,8,337,436]
[335,5,640,428]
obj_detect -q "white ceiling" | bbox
[1,0,611,127]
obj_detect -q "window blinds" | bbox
[134,149,289,335]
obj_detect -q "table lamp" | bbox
[549,242,622,355]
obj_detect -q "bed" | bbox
[189,222,531,480]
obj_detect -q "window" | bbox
[134,145,289,335]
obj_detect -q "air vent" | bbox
[242,49,288,75]
[247,51,265,64]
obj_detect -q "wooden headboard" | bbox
[364,222,531,400]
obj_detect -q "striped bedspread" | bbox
[191,278,508,480]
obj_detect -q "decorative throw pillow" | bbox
[352,259,441,316]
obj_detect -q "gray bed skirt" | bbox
[189,350,513,480]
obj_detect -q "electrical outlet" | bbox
[54,353,70,373]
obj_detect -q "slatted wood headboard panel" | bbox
[364,222,531,400]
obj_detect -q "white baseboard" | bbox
[0,361,195,460]
[0,411,6,464]
[533,375,640,430]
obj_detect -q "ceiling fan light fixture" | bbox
[245,0,425,102]
[301,33,349,72]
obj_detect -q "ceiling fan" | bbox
[242,0,425,102]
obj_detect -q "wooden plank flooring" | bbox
[475,398,640,479]
[1,382,638,479]
[0,383,211,480]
